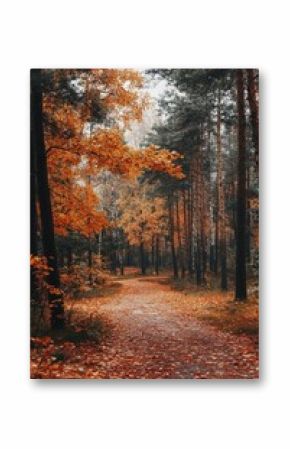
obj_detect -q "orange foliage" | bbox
[43,69,184,237]
[117,182,167,247]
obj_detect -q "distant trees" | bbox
[118,182,168,275]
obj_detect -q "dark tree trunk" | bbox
[235,70,247,300]
[119,250,124,276]
[140,241,146,275]
[31,69,65,329]
[30,112,39,302]
[176,194,185,278]
[246,165,251,262]
[215,89,222,277]
[169,197,179,278]
[187,173,194,275]
[155,235,159,276]
[109,230,117,275]
[247,69,259,172]
[126,242,131,266]
[209,244,215,272]
[30,144,38,257]
[151,235,155,273]
[195,239,202,285]
[220,239,228,290]
[182,190,188,276]
[194,154,203,285]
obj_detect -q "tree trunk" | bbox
[247,69,259,172]
[176,194,185,278]
[151,235,155,273]
[216,88,228,290]
[30,111,39,302]
[140,241,146,275]
[119,249,124,276]
[126,242,131,266]
[220,238,228,290]
[31,69,65,329]
[182,190,188,276]
[215,89,222,276]
[193,154,202,285]
[235,70,247,300]
[169,197,179,278]
[109,229,117,275]
[209,244,215,272]
[155,235,159,276]
[187,169,194,275]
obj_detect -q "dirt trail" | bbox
[71,276,258,379]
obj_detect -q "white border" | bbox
[0,1,289,448]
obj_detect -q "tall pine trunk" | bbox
[235,70,247,300]
[215,89,222,277]
[31,69,65,329]
[215,89,228,290]
[187,167,194,276]
[247,69,259,173]
[169,197,179,278]
[176,194,185,278]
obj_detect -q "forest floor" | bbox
[31,274,259,379]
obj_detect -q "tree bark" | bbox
[187,168,194,275]
[235,70,247,300]
[151,235,155,273]
[155,235,159,276]
[30,108,39,302]
[247,69,259,172]
[31,69,65,329]
[169,197,179,278]
[140,241,146,275]
[176,194,185,278]
[182,190,188,276]
[215,89,222,276]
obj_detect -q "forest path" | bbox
[75,275,259,379]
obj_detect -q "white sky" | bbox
[124,71,169,147]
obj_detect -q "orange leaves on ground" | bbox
[31,276,259,379]
[170,279,259,337]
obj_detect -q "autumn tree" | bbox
[31,70,65,329]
